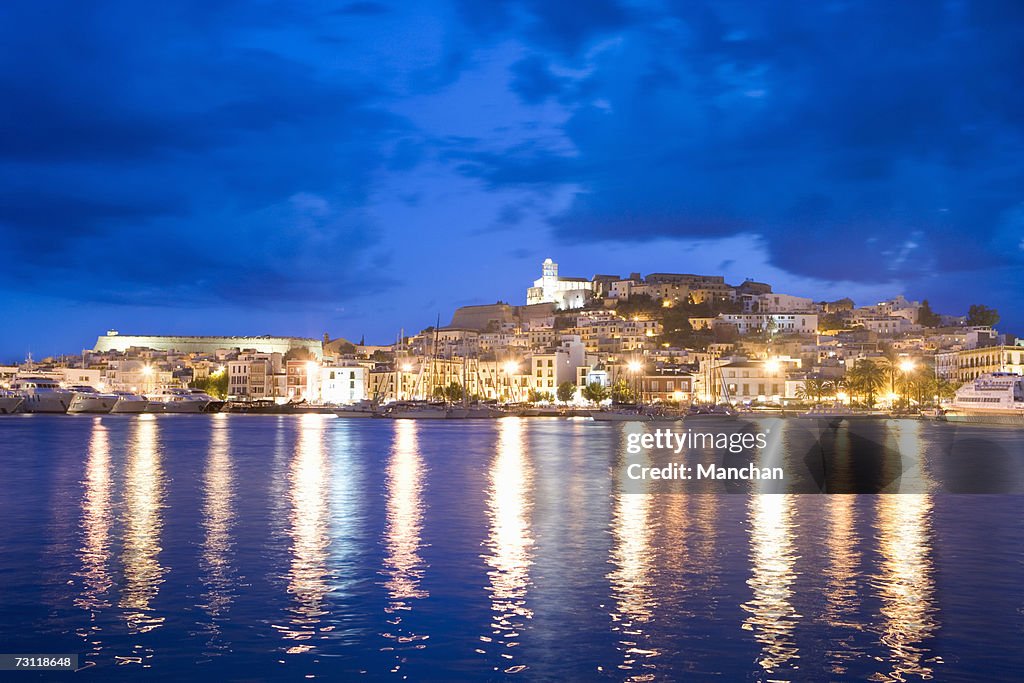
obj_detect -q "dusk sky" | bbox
[2,1,1022,361]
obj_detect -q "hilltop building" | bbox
[526,258,594,309]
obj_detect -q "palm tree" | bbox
[797,377,828,404]
[878,346,902,400]
[847,359,885,407]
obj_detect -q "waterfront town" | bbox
[2,258,1021,411]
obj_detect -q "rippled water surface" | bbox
[0,414,1021,681]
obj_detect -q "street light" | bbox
[899,359,915,373]
[503,361,519,402]
[627,360,642,403]
[764,358,781,374]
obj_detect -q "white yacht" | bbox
[110,390,150,414]
[0,390,23,414]
[11,377,74,413]
[146,387,213,413]
[944,373,1024,425]
[68,385,118,414]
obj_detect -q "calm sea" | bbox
[0,414,1021,681]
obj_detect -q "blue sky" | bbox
[1,1,1022,361]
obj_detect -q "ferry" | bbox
[0,390,23,414]
[145,387,213,413]
[943,373,1024,426]
[10,377,74,413]
[67,385,118,414]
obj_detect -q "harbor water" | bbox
[0,414,1022,680]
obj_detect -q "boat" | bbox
[685,403,739,420]
[67,385,118,414]
[193,390,226,413]
[110,391,150,413]
[382,401,464,419]
[332,400,378,418]
[794,403,849,428]
[942,373,1024,426]
[0,390,23,414]
[593,405,651,422]
[686,363,739,421]
[592,405,683,422]
[463,404,506,418]
[227,399,298,415]
[145,387,213,413]
[10,377,74,413]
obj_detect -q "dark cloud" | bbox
[2,0,1022,356]
[0,0,407,310]
[455,1,1024,292]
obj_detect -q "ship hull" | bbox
[0,397,23,414]
[944,410,1024,426]
[21,394,73,413]
[68,396,117,414]
[110,399,149,413]
[146,401,209,414]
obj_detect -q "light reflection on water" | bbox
[276,414,332,653]
[119,415,166,642]
[0,417,1015,679]
[380,419,429,672]
[480,417,535,675]
[872,494,939,682]
[196,415,236,654]
[75,418,114,665]
[742,494,800,679]
[608,423,659,681]
[823,495,864,675]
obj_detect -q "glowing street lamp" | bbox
[899,359,915,373]
[503,361,519,402]
[627,360,643,402]
[764,358,781,374]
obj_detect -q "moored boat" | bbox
[11,377,74,413]
[67,385,118,414]
[146,387,212,413]
[110,391,150,413]
[382,401,459,419]
[0,390,23,414]
[332,400,378,418]
[943,372,1024,426]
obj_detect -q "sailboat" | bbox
[687,362,738,420]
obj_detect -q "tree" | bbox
[581,382,609,404]
[917,300,941,327]
[610,379,635,404]
[556,381,576,403]
[528,388,553,403]
[190,369,229,400]
[283,347,315,361]
[846,359,885,407]
[796,377,827,403]
[967,304,1000,327]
